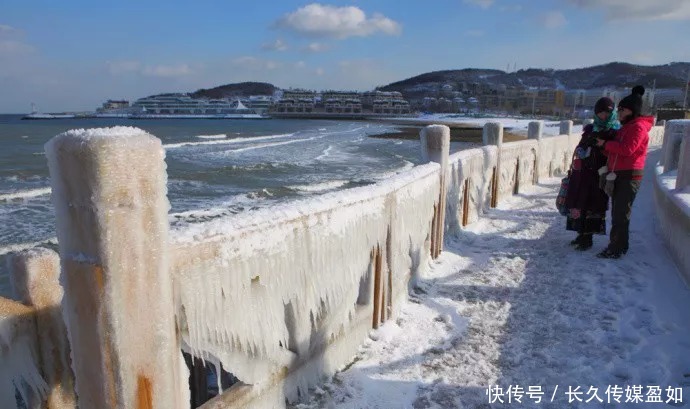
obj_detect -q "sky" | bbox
[1,0,690,112]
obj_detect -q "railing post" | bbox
[528,121,543,184]
[528,121,544,141]
[421,125,450,258]
[10,248,76,408]
[45,128,183,409]
[676,126,690,190]
[662,120,690,174]
[559,120,573,135]
[483,122,503,208]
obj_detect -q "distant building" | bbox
[271,89,410,115]
[272,89,316,113]
[100,100,129,110]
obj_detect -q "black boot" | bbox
[570,234,583,246]
[576,234,593,251]
[597,248,623,259]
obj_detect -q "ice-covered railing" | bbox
[0,248,75,409]
[653,119,690,283]
[168,126,448,408]
[1,119,675,409]
[443,120,580,235]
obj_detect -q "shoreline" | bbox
[370,124,526,143]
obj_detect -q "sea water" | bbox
[0,115,473,296]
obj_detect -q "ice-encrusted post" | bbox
[483,122,503,147]
[528,121,544,141]
[483,122,503,208]
[421,125,450,258]
[528,121,544,184]
[662,120,690,175]
[559,120,573,135]
[45,127,183,409]
[10,248,76,408]
[676,124,690,190]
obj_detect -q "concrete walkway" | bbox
[296,149,690,409]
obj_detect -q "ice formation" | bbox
[45,127,186,409]
[0,297,47,409]
[171,162,441,405]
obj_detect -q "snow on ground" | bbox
[294,149,690,409]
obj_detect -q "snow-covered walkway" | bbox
[296,150,690,409]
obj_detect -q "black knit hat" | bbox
[594,97,615,114]
[618,85,645,117]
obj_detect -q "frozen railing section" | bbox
[169,127,448,408]
[1,120,672,409]
[0,248,74,409]
[444,120,578,235]
[653,119,690,282]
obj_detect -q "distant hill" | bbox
[190,82,278,99]
[379,62,690,99]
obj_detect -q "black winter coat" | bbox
[564,124,616,213]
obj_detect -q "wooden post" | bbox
[10,248,76,409]
[371,246,382,329]
[44,128,183,409]
[421,125,450,258]
[559,120,573,135]
[462,179,470,227]
[483,122,503,208]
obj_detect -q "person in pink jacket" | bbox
[595,85,655,258]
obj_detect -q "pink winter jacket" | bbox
[603,115,654,172]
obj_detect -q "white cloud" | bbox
[539,11,567,28]
[465,30,485,37]
[315,67,325,76]
[230,56,282,71]
[142,64,193,78]
[567,0,690,20]
[275,3,402,39]
[499,5,523,12]
[261,38,288,52]
[303,42,330,53]
[106,61,193,77]
[107,60,141,75]
[0,24,33,57]
[463,0,494,9]
[0,24,17,34]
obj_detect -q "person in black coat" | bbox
[565,97,619,250]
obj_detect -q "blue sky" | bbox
[1,0,689,112]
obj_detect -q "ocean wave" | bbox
[169,192,272,225]
[0,237,58,256]
[216,137,318,155]
[0,187,52,202]
[374,160,416,181]
[164,133,296,149]
[316,145,333,161]
[287,180,349,193]
[195,134,227,140]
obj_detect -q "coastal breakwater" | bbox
[0,119,686,409]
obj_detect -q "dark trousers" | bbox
[608,177,642,253]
